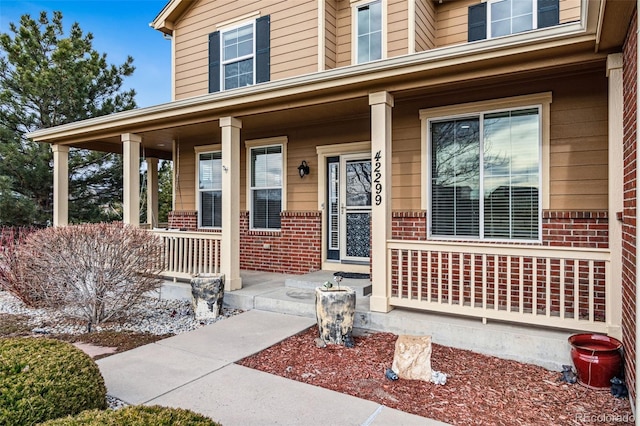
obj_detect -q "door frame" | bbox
[339,153,372,263]
[316,141,371,273]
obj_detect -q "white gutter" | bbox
[27,20,590,142]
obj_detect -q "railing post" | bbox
[369,91,394,313]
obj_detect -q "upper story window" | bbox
[468,0,559,42]
[246,137,288,230]
[208,15,270,93]
[356,1,382,63]
[197,150,222,228]
[222,23,254,90]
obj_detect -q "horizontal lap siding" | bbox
[392,102,422,211]
[388,0,409,58]
[325,0,337,69]
[415,0,436,52]
[335,0,352,68]
[173,0,317,100]
[549,73,608,210]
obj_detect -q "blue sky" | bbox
[0,0,172,108]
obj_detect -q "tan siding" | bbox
[560,0,581,24]
[391,102,423,210]
[388,0,409,58]
[335,0,352,68]
[415,0,436,52]
[174,140,198,211]
[325,0,337,69]
[435,0,582,49]
[173,0,317,100]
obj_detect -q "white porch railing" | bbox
[151,230,221,280]
[387,240,610,333]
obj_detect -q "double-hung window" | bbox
[208,15,270,93]
[248,142,285,230]
[222,23,254,90]
[354,0,383,64]
[198,151,222,228]
[428,107,541,241]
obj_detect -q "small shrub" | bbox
[40,405,222,425]
[0,338,107,425]
[17,223,165,330]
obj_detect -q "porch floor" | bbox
[159,270,577,371]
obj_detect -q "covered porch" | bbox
[28,20,623,341]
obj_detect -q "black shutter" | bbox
[468,3,487,42]
[538,0,559,29]
[208,31,220,93]
[255,15,270,84]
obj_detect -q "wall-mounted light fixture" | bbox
[298,160,310,178]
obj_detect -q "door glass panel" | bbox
[345,160,372,207]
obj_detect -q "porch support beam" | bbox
[606,53,623,340]
[52,144,69,227]
[146,157,159,228]
[220,117,242,291]
[369,91,394,313]
[122,133,141,226]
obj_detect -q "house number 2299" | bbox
[374,150,382,206]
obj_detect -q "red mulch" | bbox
[238,327,634,425]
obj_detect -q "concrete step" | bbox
[285,270,372,297]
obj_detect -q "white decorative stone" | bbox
[190,274,225,320]
[391,334,432,381]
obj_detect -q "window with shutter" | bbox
[198,151,222,228]
[429,107,541,241]
[208,15,270,93]
[468,0,558,42]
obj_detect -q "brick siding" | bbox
[240,211,322,274]
[168,211,197,230]
[622,11,637,401]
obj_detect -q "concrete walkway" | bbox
[97,310,447,426]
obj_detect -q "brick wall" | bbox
[622,11,637,401]
[168,211,198,230]
[542,211,608,248]
[392,211,427,240]
[240,211,322,274]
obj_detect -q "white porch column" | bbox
[145,157,159,228]
[606,53,623,340]
[220,117,242,291]
[369,91,394,313]
[122,133,141,226]
[52,144,69,227]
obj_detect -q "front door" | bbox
[326,154,371,263]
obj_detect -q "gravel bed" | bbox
[0,290,240,336]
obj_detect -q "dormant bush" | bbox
[41,405,222,425]
[17,223,164,331]
[0,227,46,306]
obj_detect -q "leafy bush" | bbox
[0,338,107,425]
[15,223,165,330]
[40,405,222,425]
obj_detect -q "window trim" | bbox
[419,92,552,242]
[350,0,387,65]
[487,0,538,39]
[245,136,288,231]
[219,20,256,91]
[195,144,222,229]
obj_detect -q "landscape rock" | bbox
[391,334,432,381]
[190,274,224,320]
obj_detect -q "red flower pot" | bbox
[568,333,623,389]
